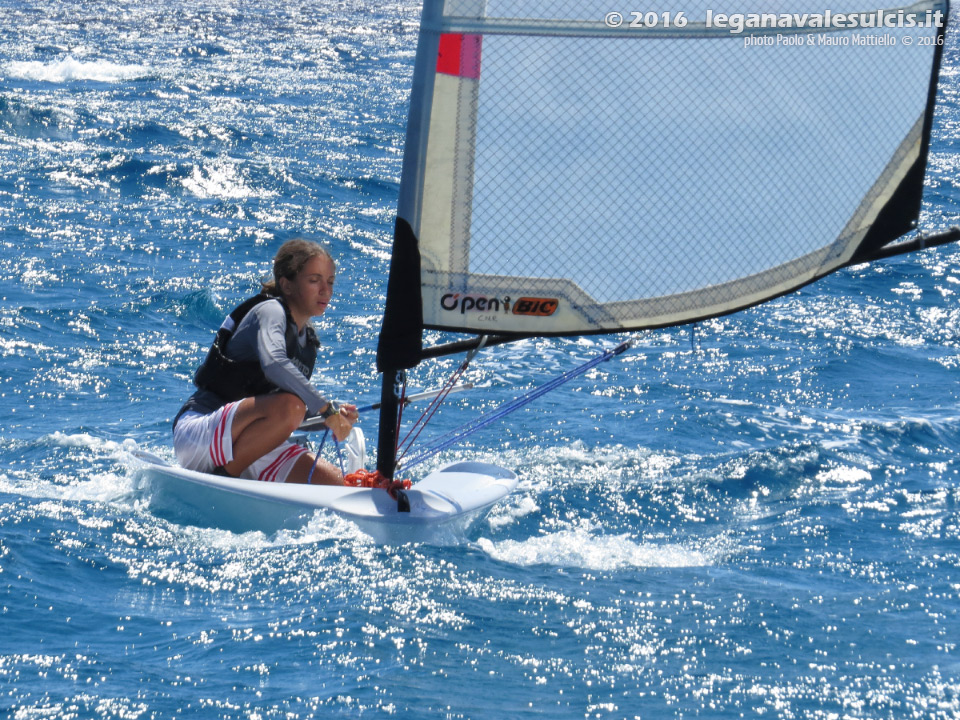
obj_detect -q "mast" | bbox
[375,368,402,479]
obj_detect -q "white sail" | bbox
[393,0,947,336]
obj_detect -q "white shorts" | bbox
[173,401,310,483]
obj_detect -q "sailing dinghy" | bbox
[140,0,960,538]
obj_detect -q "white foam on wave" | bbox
[180,161,273,200]
[45,431,133,452]
[477,529,728,570]
[5,56,149,83]
[274,509,372,546]
[1,433,143,503]
[487,495,539,530]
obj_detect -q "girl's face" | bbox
[281,254,335,325]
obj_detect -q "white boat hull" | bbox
[132,451,518,542]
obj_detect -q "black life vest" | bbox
[193,293,319,402]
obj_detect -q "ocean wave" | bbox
[0,96,70,139]
[179,160,275,200]
[178,43,230,59]
[5,56,150,83]
[477,529,731,570]
[44,431,136,454]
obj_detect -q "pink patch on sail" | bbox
[436,33,482,79]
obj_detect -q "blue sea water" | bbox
[2,1,960,717]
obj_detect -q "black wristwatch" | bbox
[320,400,341,419]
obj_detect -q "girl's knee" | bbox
[267,392,306,433]
[280,393,307,425]
[279,392,306,416]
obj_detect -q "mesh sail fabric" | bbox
[394,0,946,336]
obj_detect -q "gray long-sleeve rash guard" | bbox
[225,298,329,415]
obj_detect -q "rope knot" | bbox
[343,469,412,500]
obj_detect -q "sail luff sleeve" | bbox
[376,218,424,373]
[376,1,445,374]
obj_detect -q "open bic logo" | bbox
[440,294,559,317]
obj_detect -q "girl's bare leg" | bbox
[223,393,305,476]
[284,451,342,485]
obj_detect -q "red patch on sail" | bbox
[436,33,482,79]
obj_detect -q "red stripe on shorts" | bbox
[259,445,307,483]
[209,403,233,468]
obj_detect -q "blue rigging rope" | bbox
[305,428,346,484]
[306,429,329,484]
[397,339,634,473]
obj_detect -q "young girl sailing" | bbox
[173,239,365,485]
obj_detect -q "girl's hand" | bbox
[323,402,358,442]
[338,403,359,424]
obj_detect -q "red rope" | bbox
[343,469,411,499]
[395,357,470,463]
